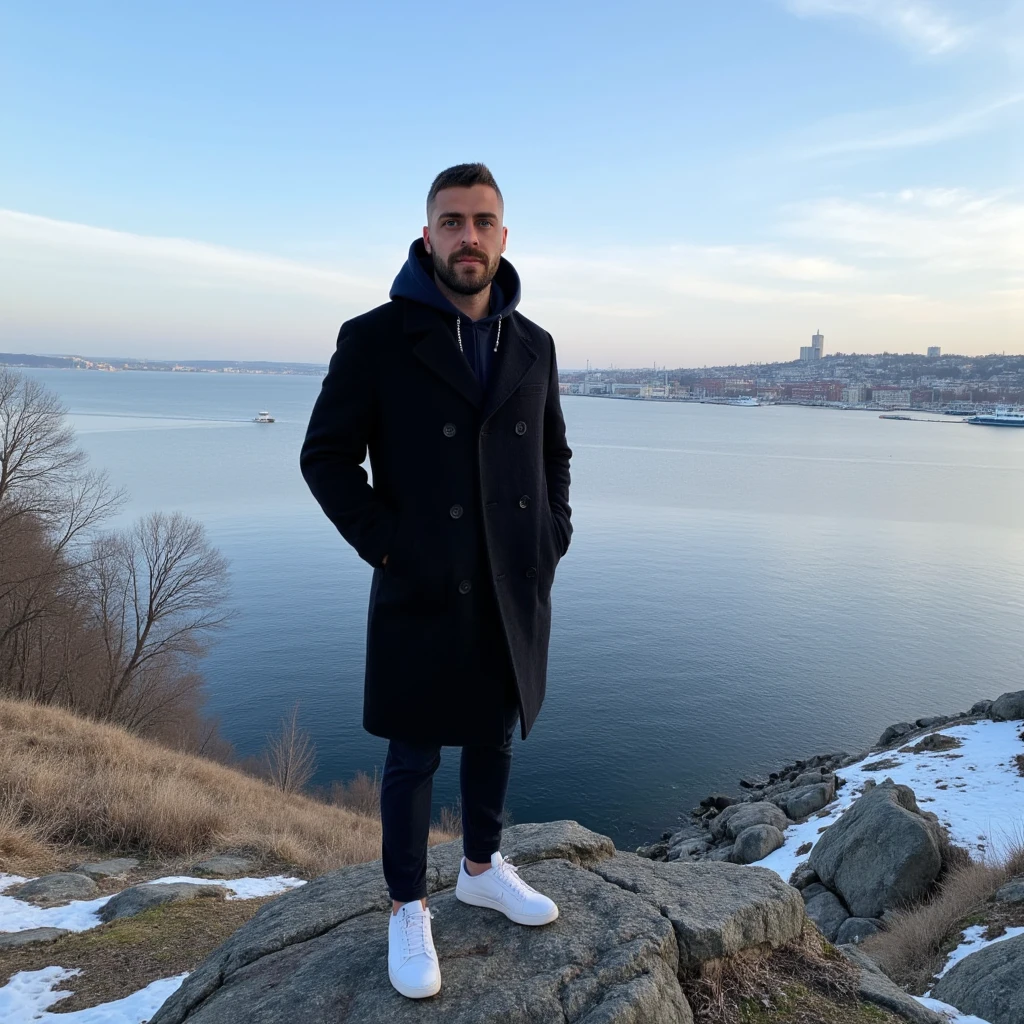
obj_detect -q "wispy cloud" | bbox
[783,0,973,55]
[791,92,1024,159]
[1,204,1018,365]
[784,187,1024,274]
[0,209,380,299]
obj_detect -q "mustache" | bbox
[450,248,489,265]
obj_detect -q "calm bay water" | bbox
[24,368,1024,848]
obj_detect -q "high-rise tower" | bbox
[812,330,824,360]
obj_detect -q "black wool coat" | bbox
[299,297,573,745]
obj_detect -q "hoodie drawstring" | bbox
[456,314,502,356]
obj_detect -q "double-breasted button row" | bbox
[443,422,457,437]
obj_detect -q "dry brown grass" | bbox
[861,830,1024,993]
[682,925,862,1024]
[0,698,456,877]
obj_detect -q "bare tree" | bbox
[0,369,124,700]
[88,511,232,729]
[263,704,318,794]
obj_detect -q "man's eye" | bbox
[478,220,492,227]
[444,219,458,227]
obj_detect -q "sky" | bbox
[1,0,1022,369]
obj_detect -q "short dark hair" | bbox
[426,163,503,218]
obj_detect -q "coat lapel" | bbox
[404,301,484,409]
[481,313,538,425]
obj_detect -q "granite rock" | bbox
[731,824,785,865]
[10,873,97,904]
[74,858,140,880]
[990,689,1024,722]
[808,780,942,918]
[100,882,225,923]
[931,931,1024,1024]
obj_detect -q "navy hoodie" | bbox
[389,238,522,392]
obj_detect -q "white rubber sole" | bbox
[455,887,559,926]
[388,964,441,1000]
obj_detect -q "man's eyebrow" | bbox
[436,211,499,220]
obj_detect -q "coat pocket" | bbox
[518,382,546,396]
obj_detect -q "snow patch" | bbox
[0,873,305,935]
[755,719,1024,886]
[0,965,185,1023]
[933,923,1024,981]
[914,994,993,1023]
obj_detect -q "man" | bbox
[300,163,573,999]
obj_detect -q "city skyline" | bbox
[2,1,1021,367]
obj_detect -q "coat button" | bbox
[525,566,537,578]
[459,579,472,594]
[519,495,530,508]
[449,504,463,519]
[515,421,527,435]
[443,422,456,437]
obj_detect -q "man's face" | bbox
[423,184,507,296]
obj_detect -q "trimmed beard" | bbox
[431,248,500,296]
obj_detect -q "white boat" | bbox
[726,396,760,407]
[253,410,275,423]
[967,407,1024,427]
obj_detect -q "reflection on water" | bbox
[24,369,1024,846]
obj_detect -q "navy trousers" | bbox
[380,685,520,904]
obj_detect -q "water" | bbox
[21,368,1024,848]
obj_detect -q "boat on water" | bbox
[253,411,275,423]
[966,407,1024,428]
[726,396,760,407]
[879,414,912,421]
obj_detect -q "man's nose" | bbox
[460,222,480,248]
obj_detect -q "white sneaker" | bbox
[387,901,441,999]
[455,852,559,926]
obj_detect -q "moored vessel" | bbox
[966,407,1024,427]
[253,410,275,423]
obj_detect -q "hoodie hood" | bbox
[389,238,521,323]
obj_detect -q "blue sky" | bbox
[1,0,1021,368]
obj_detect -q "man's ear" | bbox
[422,226,432,254]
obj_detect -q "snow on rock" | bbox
[914,995,993,1023]
[0,874,305,935]
[932,924,1024,981]
[0,965,186,1023]
[756,720,1024,886]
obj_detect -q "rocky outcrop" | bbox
[10,872,97,904]
[840,946,946,1024]
[800,884,849,942]
[835,917,881,945]
[995,876,1024,905]
[710,802,789,843]
[732,824,785,865]
[0,927,71,947]
[192,855,254,877]
[808,780,942,919]
[931,932,1024,1024]
[989,689,1024,722]
[149,821,806,1024]
[100,882,225,923]
[74,857,139,879]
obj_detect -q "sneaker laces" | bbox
[494,859,534,901]
[402,906,435,959]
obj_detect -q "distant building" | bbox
[927,346,941,358]
[799,331,825,361]
[842,385,866,404]
[871,387,912,408]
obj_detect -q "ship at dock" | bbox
[966,407,1024,428]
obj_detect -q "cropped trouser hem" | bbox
[380,711,517,904]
